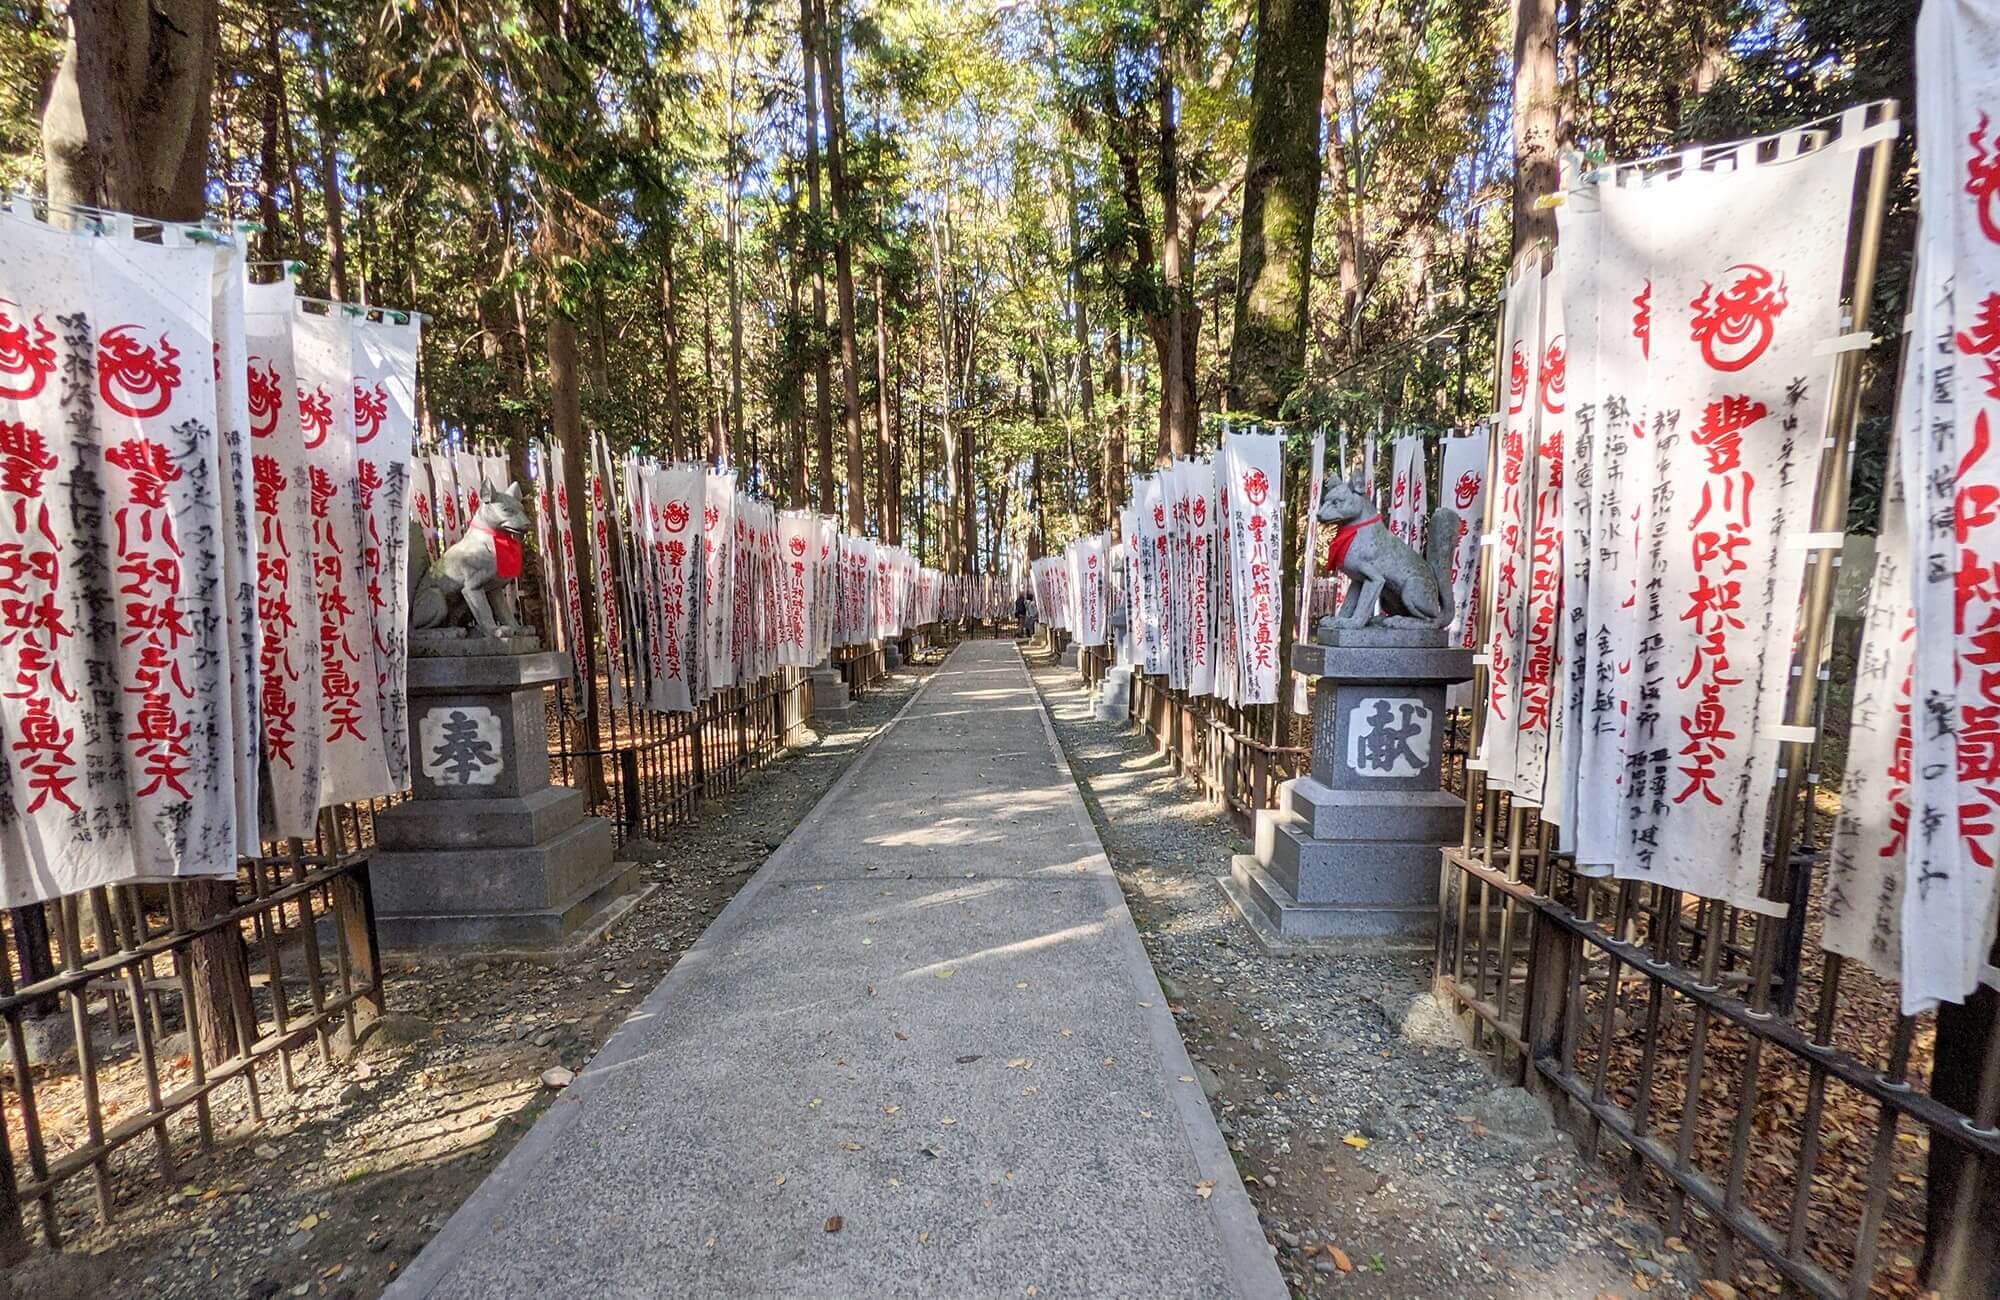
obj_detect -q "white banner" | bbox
[1222,430,1285,705]
[244,279,325,838]
[295,308,395,804]
[778,509,817,666]
[1072,534,1108,646]
[1183,457,1218,697]
[1519,260,1567,813]
[1388,434,1426,551]
[1292,431,1325,714]
[1134,475,1168,675]
[1610,136,1856,911]
[0,218,250,904]
[351,315,419,789]
[1479,266,1542,792]
[548,442,590,714]
[702,469,737,683]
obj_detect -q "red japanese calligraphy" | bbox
[1689,264,1788,373]
[247,358,282,438]
[104,435,195,797]
[1453,471,1480,511]
[1540,335,1567,415]
[1969,112,2000,246]
[1632,281,1652,359]
[299,383,333,449]
[0,300,57,401]
[1673,395,1763,806]
[96,325,183,419]
[353,379,389,443]
[1959,293,2000,401]
[1242,468,1270,507]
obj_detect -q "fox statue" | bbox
[1316,470,1461,631]
[408,480,534,638]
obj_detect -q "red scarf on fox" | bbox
[1326,514,1382,574]
[470,522,523,580]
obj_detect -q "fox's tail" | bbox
[1426,506,1460,629]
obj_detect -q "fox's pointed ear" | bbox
[1348,469,1368,492]
[506,480,520,498]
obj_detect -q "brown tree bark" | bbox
[815,0,866,533]
[1228,0,1331,418]
[801,0,836,515]
[1511,0,1560,260]
[660,230,687,462]
[873,268,896,540]
[1158,30,1189,460]
[41,0,216,221]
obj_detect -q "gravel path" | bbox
[1028,654,1716,1300]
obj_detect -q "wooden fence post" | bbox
[1521,905,1573,1100]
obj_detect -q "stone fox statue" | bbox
[408,481,533,637]
[1316,471,1462,630]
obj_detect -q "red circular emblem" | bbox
[664,500,690,532]
[353,379,389,443]
[1689,264,1787,373]
[247,358,282,438]
[1453,471,1480,510]
[97,325,182,419]
[789,535,806,556]
[1242,468,1269,506]
[0,300,56,402]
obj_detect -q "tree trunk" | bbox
[1511,0,1560,260]
[801,0,835,516]
[548,309,609,801]
[660,230,687,462]
[816,0,866,533]
[308,33,350,299]
[1157,30,1188,460]
[1228,0,1331,418]
[1103,313,1126,537]
[41,0,216,221]
[255,2,285,261]
[873,266,894,539]
[42,0,244,1067]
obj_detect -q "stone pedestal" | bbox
[1094,665,1133,724]
[1059,640,1080,669]
[1223,634,1472,948]
[370,647,642,950]
[884,641,904,671]
[810,661,852,714]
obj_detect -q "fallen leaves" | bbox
[1328,1246,1353,1273]
[883,1104,900,1115]
[1698,1282,1739,1300]
[940,1117,958,1126]
[955,1054,982,1064]
[1342,1134,1370,1149]
[1006,1058,1032,1069]
[936,969,955,980]
[1194,1178,1216,1200]
[824,1216,843,1233]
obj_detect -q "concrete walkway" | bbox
[389,641,1284,1300]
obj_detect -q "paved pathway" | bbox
[390,641,1284,1299]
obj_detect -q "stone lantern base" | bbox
[369,644,643,950]
[1222,633,1473,948]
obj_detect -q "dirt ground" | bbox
[6,659,936,1300]
[1024,649,1745,1300]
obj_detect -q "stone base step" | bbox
[1221,854,1436,950]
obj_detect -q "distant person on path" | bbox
[1021,592,1038,639]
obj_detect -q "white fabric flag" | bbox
[244,278,324,838]
[547,442,590,714]
[778,509,817,667]
[1292,431,1326,714]
[1440,428,1489,652]
[1388,434,1427,551]
[1519,259,1567,814]
[1891,0,2000,1011]
[1479,267,1542,793]
[1134,475,1168,674]
[209,250,263,853]
[1825,402,1915,984]
[1073,534,1108,646]
[351,314,419,789]
[813,517,838,662]
[588,437,627,710]
[0,218,248,904]
[702,469,737,685]
[1222,430,1285,705]
[1117,507,1140,667]
[295,308,394,804]
[1215,474,1239,706]
[1184,457,1218,697]
[1611,136,1856,912]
